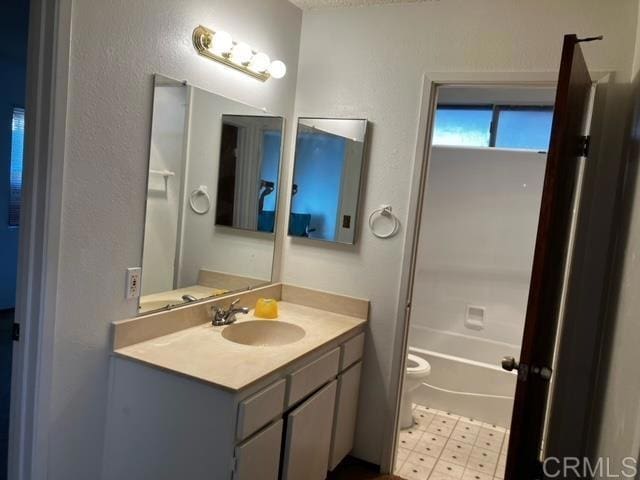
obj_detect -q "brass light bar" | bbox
[192,25,271,82]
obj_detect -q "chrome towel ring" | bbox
[368,205,400,239]
[189,185,211,215]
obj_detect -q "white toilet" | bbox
[400,353,431,429]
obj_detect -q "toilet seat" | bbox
[406,353,431,376]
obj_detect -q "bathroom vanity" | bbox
[103,284,368,480]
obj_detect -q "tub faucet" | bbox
[211,299,249,326]
[182,294,198,302]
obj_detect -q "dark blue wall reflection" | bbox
[290,132,346,240]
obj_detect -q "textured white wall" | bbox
[410,146,545,365]
[50,1,301,478]
[591,9,640,473]
[286,0,638,464]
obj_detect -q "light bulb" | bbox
[231,42,253,65]
[269,60,287,79]
[249,52,271,73]
[212,30,233,56]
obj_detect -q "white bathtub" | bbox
[409,346,517,428]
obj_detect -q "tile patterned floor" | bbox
[394,404,509,480]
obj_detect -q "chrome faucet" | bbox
[182,294,198,303]
[211,299,249,326]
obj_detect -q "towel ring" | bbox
[368,205,400,239]
[189,185,211,215]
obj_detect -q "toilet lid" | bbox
[407,353,431,374]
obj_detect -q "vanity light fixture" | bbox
[192,25,287,82]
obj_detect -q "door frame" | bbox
[7,0,72,478]
[380,70,612,474]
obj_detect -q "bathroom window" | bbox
[433,104,553,151]
[433,106,493,147]
[493,106,554,151]
[9,107,25,227]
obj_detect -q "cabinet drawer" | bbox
[234,420,283,480]
[237,379,286,441]
[341,332,365,371]
[287,348,340,407]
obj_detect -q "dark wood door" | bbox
[504,34,595,479]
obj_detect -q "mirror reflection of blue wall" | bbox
[289,118,367,244]
[290,132,346,240]
[257,130,281,232]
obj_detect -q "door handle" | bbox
[501,356,519,372]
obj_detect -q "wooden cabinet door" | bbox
[233,420,283,480]
[329,361,362,471]
[282,380,338,480]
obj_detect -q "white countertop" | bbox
[114,301,366,392]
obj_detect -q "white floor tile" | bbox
[429,472,459,480]
[427,421,455,437]
[406,452,437,469]
[445,439,473,456]
[429,408,450,417]
[398,462,432,480]
[420,432,449,448]
[414,438,445,458]
[482,423,507,433]
[454,422,481,436]
[433,415,459,428]
[474,435,502,453]
[414,412,435,431]
[434,459,465,479]
[396,447,411,463]
[451,429,477,445]
[458,416,483,426]
[439,411,461,420]
[470,446,499,465]
[465,457,497,476]
[393,400,513,480]
[501,436,510,453]
[399,428,424,450]
[439,447,470,467]
[462,468,493,480]
[478,428,504,444]
[415,404,436,414]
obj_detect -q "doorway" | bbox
[393,84,556,480]
[0,0,30,478]
[388,35,605,480]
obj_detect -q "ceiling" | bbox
[289,0,432,9]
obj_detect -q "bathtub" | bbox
[409,346,517,428]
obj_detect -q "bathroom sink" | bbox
[221,320,305,347]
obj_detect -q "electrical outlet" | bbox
[126,267,142,299]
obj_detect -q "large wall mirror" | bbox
[139,74,284,315]
[288,118,368,244]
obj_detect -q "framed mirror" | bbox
[288,118,368,244]
[139,74,284,315]
[215,115,283,234]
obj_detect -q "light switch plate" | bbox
[126,267,142,299]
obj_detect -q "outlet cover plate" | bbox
[126,267,142,299]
